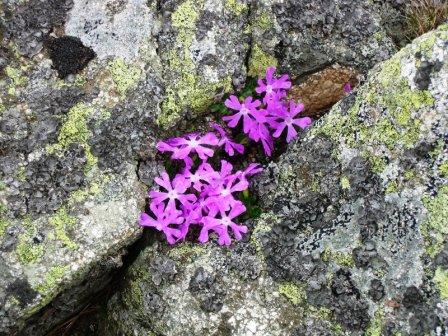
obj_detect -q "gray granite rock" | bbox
[0,0,416,334]
[100,26,448,336]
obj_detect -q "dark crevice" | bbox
[45,229,156,336]
[243,0,254,77]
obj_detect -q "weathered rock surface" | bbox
[101,26,448,336]
[0,0,408,334]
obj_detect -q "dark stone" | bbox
[46,36,96,78]
[402,286,424,308]
[189,267,226,313]
[414,57,444,90]
[5,279,38,308]
[3,0,74,57]
[3,144,88,217]
[368,279,385,301]
[149,257,177,286]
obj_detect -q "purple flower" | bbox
[344,82,352,93]
[211,122,244,156]
[199,202,247,246]
[157,132,219,161]
[271,101,312,143]
[140,203,184,245]
[150,172,196,210]
[181,162,218,192]
[156,141,193,167]
[223,96,264,134]
[240,163,263,178]
[256,67,291,103]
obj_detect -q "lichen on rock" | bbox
[96,20,448,336]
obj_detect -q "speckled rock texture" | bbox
[0,0,409,334]
[249,0,400,78]
[100,26,448,336]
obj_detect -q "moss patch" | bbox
[248,44,277,78]
[421,185,448,258]
[168,242,205,262]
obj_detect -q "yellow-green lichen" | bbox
[313,32,437,172]
[0,217,8,237]
[171,0,201,29]
[16,238,44,264]
[68,176,107,206]
[365,307,385,336]
[434,267,448,299]
[322,248,355,267]
[158,0,233,128]
[108,58,142,97]
[36,265,69,295]
[50,103,93,148]
[5,65,28,95]
[340,176,350,190]
[368,155,388,174]
[16,218,44,264]
[439,161,448,177]
[168,242,205,261]
[47,103,97,173]
[250,212,275,256]
[248,44,277,78]
[278,282,306,305]
[224,0,247,15]
[49,207,78,250]
[254,12,274,31]
[385,180,398,194]
[404,170,415,180]
[421,185,448,258]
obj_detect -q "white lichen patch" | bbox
[65,0,157,60]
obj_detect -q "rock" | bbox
[248,0,402,78]
[100,25,448,335]
[289,64,359,118]
[0,0,420,334]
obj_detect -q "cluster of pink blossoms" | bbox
[140,67,312,245]
[224,66,312,156]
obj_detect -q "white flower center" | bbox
[286,117,293,125]
[188,139,199,148]
[221,188,231,197]
[190,173,200,182]
[222,217,231,226]
[266,85,273,93]
[167,190,178,200]
[240,105,249,115]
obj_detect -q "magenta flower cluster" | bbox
[224,66,312,156]
[140,67,311,246]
